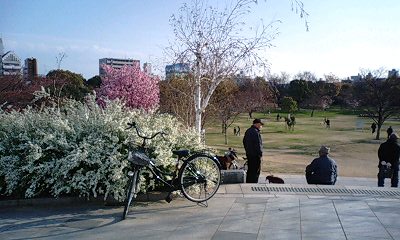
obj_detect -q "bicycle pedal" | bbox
[165,195,173,203]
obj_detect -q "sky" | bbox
[1,0,399,80]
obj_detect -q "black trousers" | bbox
[378,168,399,187]
[246,155,261,183]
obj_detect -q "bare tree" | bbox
[167,0,307,136]
[353,69,400,140]
[207,78,241,144]
[56,52,67,69]
[294,71,318,82]
[159,75,196,126]
[267,71,290,103]
[236,77,275,118]
[304,80,341,116]
[268,71,291,85]
[323,73,340,83]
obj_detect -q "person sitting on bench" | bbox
[306,146,338,185]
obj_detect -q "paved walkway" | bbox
[1,175,400,240]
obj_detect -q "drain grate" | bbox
[252,186,400,197]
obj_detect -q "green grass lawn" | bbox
[205,109,400,178]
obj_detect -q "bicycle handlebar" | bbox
[127,122,167,141]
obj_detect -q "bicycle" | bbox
[122,122,222,220]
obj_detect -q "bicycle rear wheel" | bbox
[122,168,140,220]
[179,154,221,202]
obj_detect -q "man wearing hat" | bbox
[305,146,338,185]
[243,118,264,183]
[378,133,400,187]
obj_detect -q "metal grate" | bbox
[251,186,400,197]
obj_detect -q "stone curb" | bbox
[0,191,172,208]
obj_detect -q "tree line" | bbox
[160,69,400,140]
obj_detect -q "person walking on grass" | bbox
[243,119,264,183]
[387,126,393,139]
[326,118,331,128]
[371,122,377,134]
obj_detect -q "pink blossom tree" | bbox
[98,63,159,110]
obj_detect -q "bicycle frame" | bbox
[143,157,182,192]
[135,151,221,194]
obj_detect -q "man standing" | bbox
[306,146,338,185]
[371,122,377,134]
[378,133,400,187]
[387,126,394,139]
[243,119,264,183]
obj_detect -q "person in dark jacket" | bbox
[243,119,264,183]
[371,122,377,134]
[387,126,394,139]
[378,133,400,187]
[306,146,338,185]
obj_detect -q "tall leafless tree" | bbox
[207,78,241,144]
[159,75,196,126]
[167,0,308,136]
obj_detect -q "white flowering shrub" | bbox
[0,94,203,201]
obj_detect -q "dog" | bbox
[266,175,285,184]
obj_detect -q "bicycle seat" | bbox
[172,150,190,158]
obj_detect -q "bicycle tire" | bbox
[122,169,139,220]
[178,154,221,202]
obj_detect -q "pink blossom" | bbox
[97,64,159,110]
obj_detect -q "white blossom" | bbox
[0,94,203,201]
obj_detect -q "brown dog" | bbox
[266,175,285,184]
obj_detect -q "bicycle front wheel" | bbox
[179,154,221,202]
[122,169,139,220]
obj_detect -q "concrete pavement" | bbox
[1,175,400,240]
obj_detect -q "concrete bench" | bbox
[221,169,246,184]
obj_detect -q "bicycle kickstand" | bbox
[165,192,173,203]
[197,201,208,207]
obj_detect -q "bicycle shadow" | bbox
[0,200,208,239]
[0,204,120,240]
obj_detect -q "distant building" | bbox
[341,78,352,84]
[165,63,190,79]
[143,62,152,75]
[99,58,140,76]
[388,69,399,78]
[0,38,22,76]
[0,38,3,75]
[350,74,361,81]
[23,58,38,81]
[2,51,22,76]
